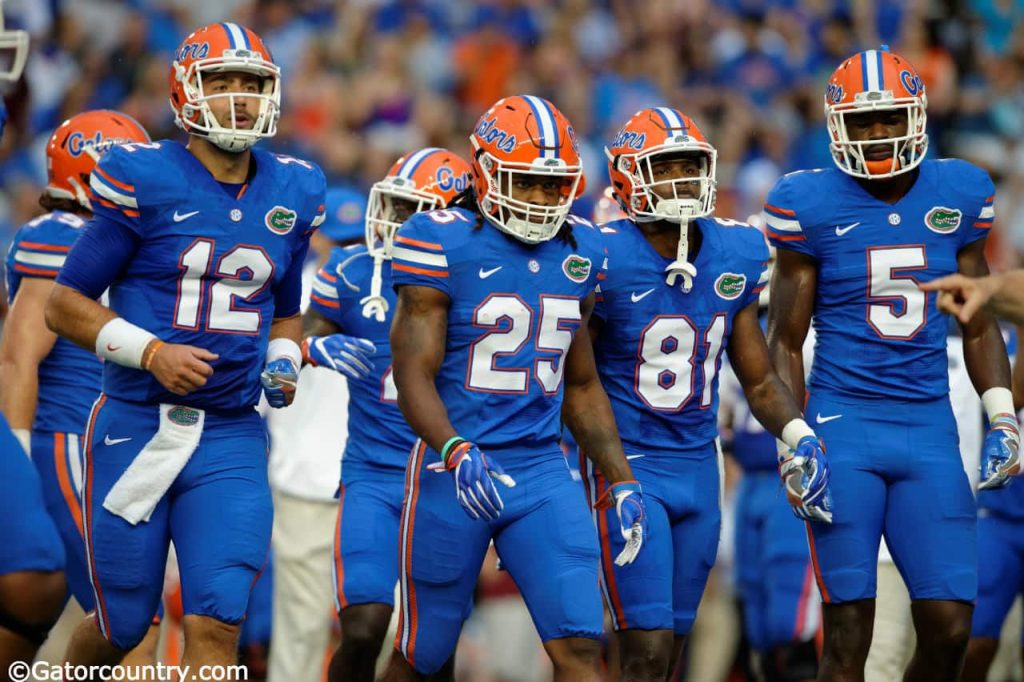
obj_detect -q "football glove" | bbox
[427,438,516,521]
[260,357,298,409]
[979,414,1021,491]
[596,480,647,566]
[301,334,376,380]
[779,436,833,524]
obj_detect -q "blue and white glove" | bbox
[427,438,516,521]
[597,480,647,566]
[779,436,833,524]
[979,414,1021,491]
[301,334,376,380]
[260,357,298,409]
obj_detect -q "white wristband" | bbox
[781,418,816,451]
[95,318,157,369]
[982,387,1016,421]
[267,338,301,370]
[12,428,30,456]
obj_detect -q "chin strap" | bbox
[663,223,696,293]
[360,254,389,322]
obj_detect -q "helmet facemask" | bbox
[621,144,718,224]
[173,51,280,153]
[474,150,582,244]
[366,178,445,260]
[0,6,28,84]
[827,94,928,179]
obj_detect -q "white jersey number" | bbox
[867,246,927,340]
[635,314,727,411]
[175,240,274,334]
[468,294,581,393]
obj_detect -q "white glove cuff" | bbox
[12,428,30,456]
[778,418,816,455]
[982,387,1017,422]
[95,318,157,369]
[267,337,301,370]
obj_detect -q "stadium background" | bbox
[2,0,1023,680]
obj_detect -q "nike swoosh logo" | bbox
[479,266,502,279]
[834,222,860,236]
[106,343,121,352]
[173,210,200,223]
[631,289,655,303]
[104,435,132,446]
[625,454,646,460]
[815,413,843,424]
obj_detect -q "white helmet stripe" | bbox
[656,107,685,130]
[864,50,881,91]
[222,22,248,50]
[523,95,557,159]
[396,147,441,180]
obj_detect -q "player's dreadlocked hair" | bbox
[447,187,577,249]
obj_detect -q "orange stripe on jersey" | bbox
[14,264,59,277]
[793,562,815,639]
[392,263,449,278]
[394,235,443,251]
[84,395,113,636]
[973,221,992,229]
[985,195,994,203]
[93,166,135,193]
[96,197,118,210]
[318,270,338,283]
[54,434,84,537]
[311,293,340,309]
[334,484,348,609]
[596,476,629,629]
[19,241,70,253]
[768,232,807,242]
[805,522,831,604]
[403,442,427,667]
[236,184,248,201]
[764,203,796,217]
[123,209,140,218]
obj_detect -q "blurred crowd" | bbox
[2,0,1023,257]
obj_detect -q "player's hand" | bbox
[302,334,376,379]
[260,357,298,408]
[145,341,218,396]
[427,439,516,520]
[979,414,1021,490]
[597,480,647,566]
[779,436,833,523]
[919,273,999,324]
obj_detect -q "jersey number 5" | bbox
[174,239,275,334]
[866,246,927,340]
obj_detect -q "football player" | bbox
[379,95,646,682]
[302,148,472,682]
[765,47,1018,681]
[0,110,162,664]
[44,23,324,669]
[0,6,68,672]
[592,108,828,681]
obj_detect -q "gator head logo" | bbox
[562,254,591,283]
[265,206,298,235]
[714,272,746,300]
[167,406,200,426]
[924,206,962,234]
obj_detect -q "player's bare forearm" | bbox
[302,308,340,337]
[0,280,58,429]
[1013,324,1024,412]
[44,282,117,352]
[730,301,805,435]
[269,314,302,344]
[958,241,1012,395]
[563,295,633,484]
[391,284,458,453]
[767,249,816,402]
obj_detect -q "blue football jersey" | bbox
[390,209,605,456]
[763,160,993,401]
[308,244,415,470]
[82,140,325,411]
[5,211,102,433]
[593,217,769,454]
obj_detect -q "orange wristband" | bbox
[141,340,165,370]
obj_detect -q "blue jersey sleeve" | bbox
[955,161,996,249]
[762,174,813,257]
[390,211,452,296]
[7,213,85,281]
[739,225,771,309]
[309,246,349,325]
[55,213,140,299]
[273,239,310,319]
[88,145,145,236]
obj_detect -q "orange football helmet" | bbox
[44,110,150,210]
[470,95,585,244]
[169,22,280,153]
[825,47,928,179]
[366,147,473,261]
[605,107,717,224]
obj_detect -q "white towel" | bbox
[103,403,205,525]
